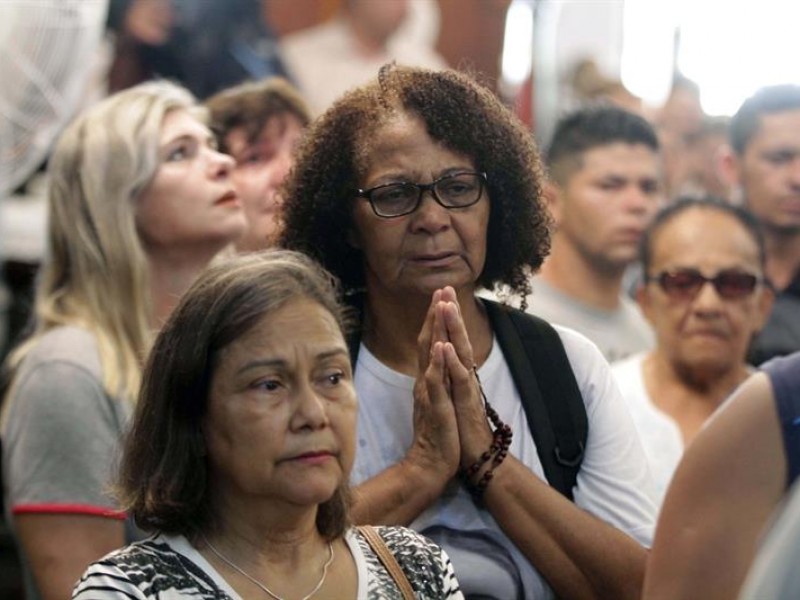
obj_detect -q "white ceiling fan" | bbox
[0,0,108,200]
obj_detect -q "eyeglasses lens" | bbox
[714,272,758,298]
[658,270,758,300]
[371,184,419,217]
[434,173,483,207]
[365,172,485,218]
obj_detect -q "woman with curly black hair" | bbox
[280,64,656,599]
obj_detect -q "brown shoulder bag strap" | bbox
[358,525,416,599]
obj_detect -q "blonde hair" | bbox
[8,80,201,402]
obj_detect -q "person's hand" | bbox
[123,0,174,46]
[433,289,495,469]
[405,290,461,484]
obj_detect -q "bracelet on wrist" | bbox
[460,368,513,501]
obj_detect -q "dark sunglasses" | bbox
[647,268,765,300]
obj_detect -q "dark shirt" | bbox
[761,352,800,487]
[748,269,800,366]
[107,0,290,99]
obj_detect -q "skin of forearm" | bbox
[643,374,787,600]
[17,514,126,600]
[483,456,647,600]
[350,457,451,526]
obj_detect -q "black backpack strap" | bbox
[483,299,588,500]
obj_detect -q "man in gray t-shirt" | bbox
[527,106,663,362]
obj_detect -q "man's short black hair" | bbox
[729,84,800,155]
[546,105,660,185]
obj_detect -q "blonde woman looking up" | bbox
[1,80,246,600]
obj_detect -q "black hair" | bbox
[729,84,800,155]
[546,105,659,184]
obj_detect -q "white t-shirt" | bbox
[352,325,657,600]
[610,353,685,507]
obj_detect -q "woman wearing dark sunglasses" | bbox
[611,197,775,506]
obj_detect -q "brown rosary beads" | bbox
[460,368,513,501]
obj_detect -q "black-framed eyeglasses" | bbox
[356,171,487,218]
[646,268,765,301]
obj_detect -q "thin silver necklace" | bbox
[201,532,335,600]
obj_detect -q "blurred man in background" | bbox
[724,85,800,364]
[528,105,663,362]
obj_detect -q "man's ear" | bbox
[718,145,744,202]
[543,181,564,225]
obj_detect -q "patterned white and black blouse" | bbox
[72,526,464,599]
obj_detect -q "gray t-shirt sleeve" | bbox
[4,359,125,515]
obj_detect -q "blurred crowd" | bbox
[2,1,800,599]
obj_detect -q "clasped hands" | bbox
[408,287,497,491]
